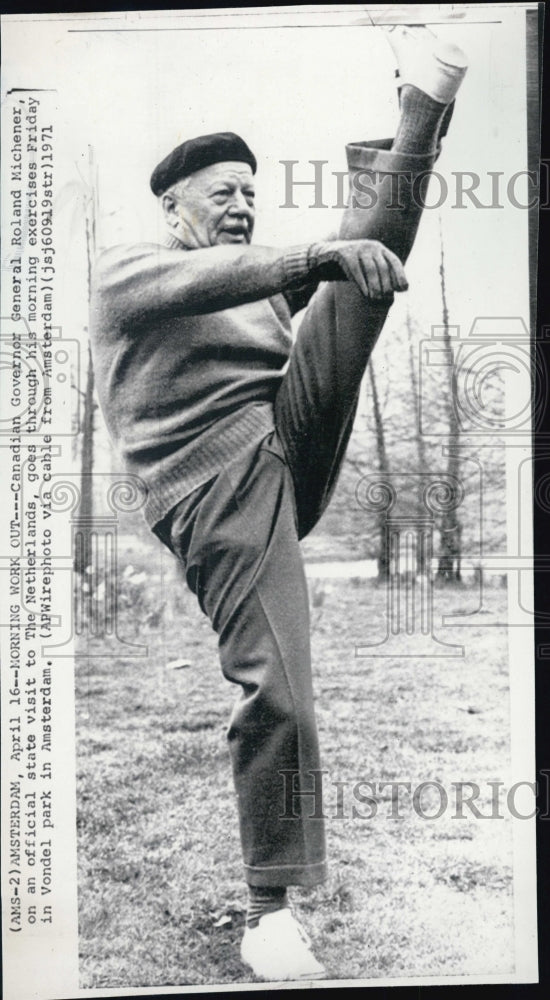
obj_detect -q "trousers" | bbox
[154,139,437,885]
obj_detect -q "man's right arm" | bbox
[92,240,407,326]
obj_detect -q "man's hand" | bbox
[308,239,408,300]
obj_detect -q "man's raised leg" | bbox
[275,27,468,538]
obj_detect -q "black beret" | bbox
[150,131,257,196]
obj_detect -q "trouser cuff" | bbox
[346,136,440,173]
[244,858,328,887]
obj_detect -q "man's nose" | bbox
[228,191,253,216]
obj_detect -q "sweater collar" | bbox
[163,232,187,250]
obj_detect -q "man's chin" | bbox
[216,231,251,245]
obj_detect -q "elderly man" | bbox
[90,25,467,982]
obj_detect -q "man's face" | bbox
[164,161,256,249]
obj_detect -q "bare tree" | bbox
[436,216,462,583]
[406,310,431,574]
[367,358,391,580]
[60,146,99,575]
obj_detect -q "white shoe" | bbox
[383,24,468,104]
[240,908,327,982]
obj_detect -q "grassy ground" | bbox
[76,541,513,988]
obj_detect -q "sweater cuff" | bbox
[306,242,345,282]
[283,244,315,286]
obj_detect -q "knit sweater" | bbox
[89,238,321,526]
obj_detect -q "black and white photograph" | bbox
[0,4,544,996]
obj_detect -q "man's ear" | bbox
[162,192,179,229]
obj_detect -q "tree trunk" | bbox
[436,217,462,583]
[74,147,98,576]
[406,312,430,575]
[368,359,391,581]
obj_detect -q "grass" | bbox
[76,541,514,988]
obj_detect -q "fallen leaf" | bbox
[167,659,192,670]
